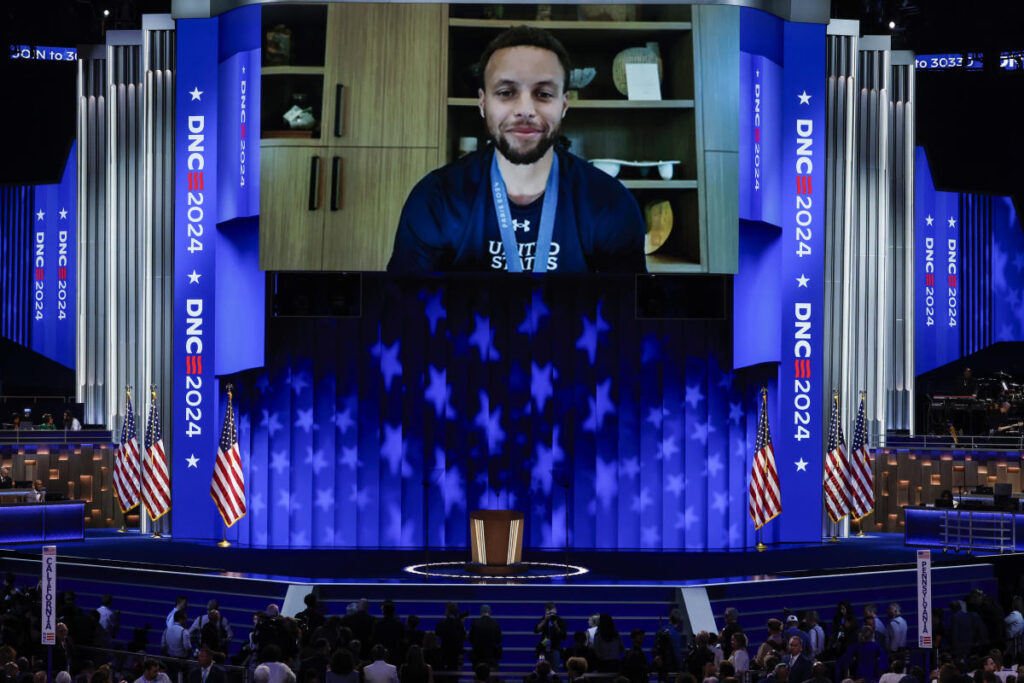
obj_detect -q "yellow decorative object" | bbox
[644,200,673,254]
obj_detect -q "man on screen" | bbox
[387,26,646,273]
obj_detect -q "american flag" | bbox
[142,389,171,521]
[112,391,141,514]
[211,389,246,527]
[748,390,781,530]
[824,394,852,523]
[848,393,875,521]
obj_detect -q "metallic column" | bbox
[77,46,109,424]
[823,20,859,458]
[853,35,892,440]
[887,52,915,431]
[106,30,147,431]
[76,16,176,436]
[143,15,176,464]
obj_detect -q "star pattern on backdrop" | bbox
[576,301,610,364]
[468,314,500,362]
[186,454,199,468]
[797,90,811,104]
[189,86,203,101]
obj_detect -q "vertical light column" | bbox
[76,46,108,425]
[888,53,915,431]
[823,20,859,538]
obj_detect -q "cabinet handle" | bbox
[331,156,343,211]
[334,84,345,137]
[308,156,321,211]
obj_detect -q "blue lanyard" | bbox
[490,151,559,273]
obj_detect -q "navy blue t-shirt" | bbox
[387,147,646,273]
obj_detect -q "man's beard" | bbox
[489,120,561,165]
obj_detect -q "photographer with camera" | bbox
[253,605,299,666]
[534,603,567,670]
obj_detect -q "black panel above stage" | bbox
[0,336,74,399]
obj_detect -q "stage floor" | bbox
[0,529,1014,585]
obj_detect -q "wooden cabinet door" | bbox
[321,147,436,271]
[325,3,444,148]
[259,146,327,270]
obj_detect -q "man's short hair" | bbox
[475,665,491,681]
[478,25,572,92]
[371,644,387,661]
[480,604,491,616]
[143,660,160,672]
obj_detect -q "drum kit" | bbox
[928,371,1024,436]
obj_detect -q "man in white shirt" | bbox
[586,614,599,647]
[134,660,172,683]
[163,610,192,658]
[97,595,118,637]
[885,603,907,655]
[167,595,188,629]
[805,611,825,658]
[260,646,296,683]
[190,600,234,647]
[362,645,399,683]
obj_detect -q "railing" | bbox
[0,428,114,445]
[75,646,253,683]
[871,432,1024,452]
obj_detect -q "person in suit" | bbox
[0,467,14,489]
[188,649,227,683]
[467,605,502,670]
[363,645,399,683]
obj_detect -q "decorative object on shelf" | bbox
[567,67,596,100]
[536,4,553,20]
[265,25,292,66]
[283,105,316,130]
[589,159,681,179]
[612,43,662,96]
[644,199,673,254]
[482,5,505,19]
[577,5,638,22]
[625,63,662,100]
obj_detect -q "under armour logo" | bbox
[512,219,531,233]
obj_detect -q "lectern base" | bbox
[464,562,529,576]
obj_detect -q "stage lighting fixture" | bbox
[888,21,896,29]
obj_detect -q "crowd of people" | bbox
[2,574,1023,683]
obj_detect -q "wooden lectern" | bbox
[467,509,526,575]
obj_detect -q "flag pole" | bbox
[755,387,768,552]
[149,384,163,539]
[827,391,841,544]
[118,385,132,533]
[217,384,235,548]
[855,390,868,537]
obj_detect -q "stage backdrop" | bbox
[914,146,1024,378]
[201,275,778,551]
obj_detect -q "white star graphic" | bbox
[756,70,760,77]
[925,214,934,226]
[189,86,203,101]
[796,273,809,288]
[187,270,201,284]
[795,458,808,472]
[948,216,957,228]
[186,454,199,468]
[797,90,811,105]
[242,66,246,74]
[58,208,68,220]
[36,210,44,221]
